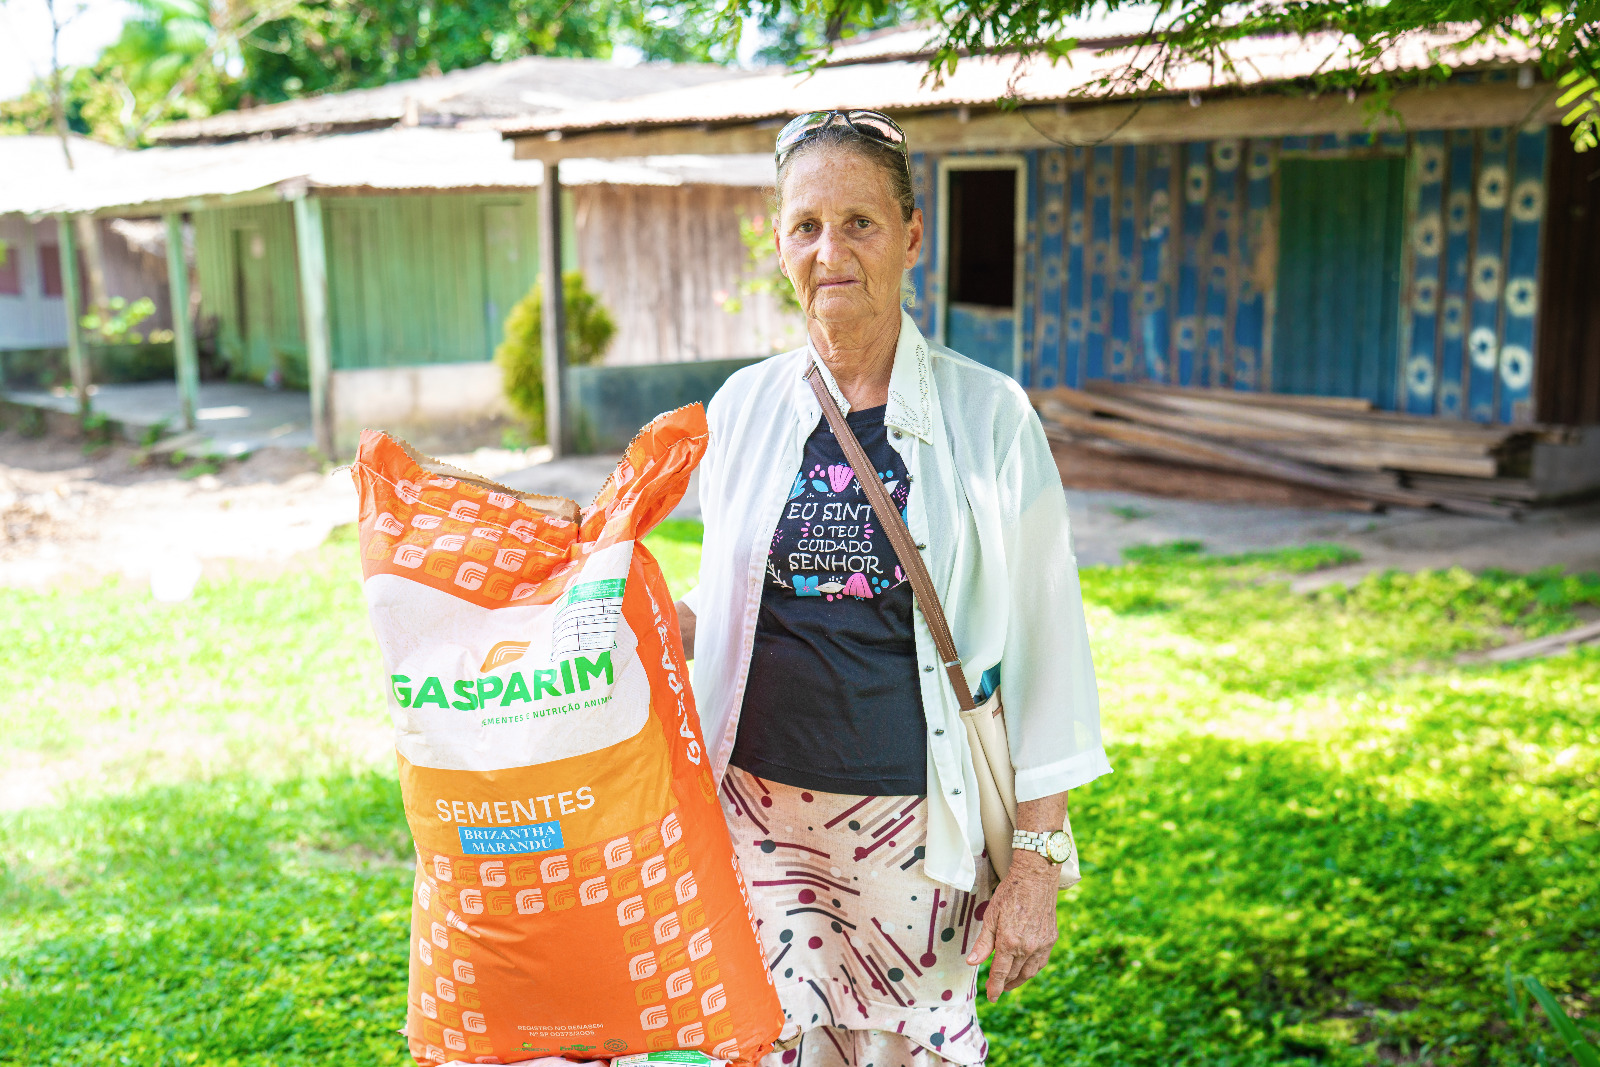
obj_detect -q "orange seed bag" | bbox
[351,406,782,1066]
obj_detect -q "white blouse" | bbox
[683,311,1111,891]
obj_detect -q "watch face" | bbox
[1045,831,1073,864]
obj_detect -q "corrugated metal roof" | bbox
[151,56,751,144]
[819,9,1169,65]
[501,28,1536,136]
[3,127,773,215]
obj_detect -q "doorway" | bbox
[233,227,274,380]
[1272,156,1407,408]
[1536,130,1600,424]
[938,159,1025,376]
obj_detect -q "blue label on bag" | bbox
[457,821,564,855]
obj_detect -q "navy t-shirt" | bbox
[730,404,927,795]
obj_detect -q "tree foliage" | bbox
[720,0,1600,144]
[0,0,734,144]
[495,271,616,444]
[235,0,730,104]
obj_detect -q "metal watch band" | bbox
[1012,829,1060,862]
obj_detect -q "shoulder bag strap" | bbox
[805,363,976,713]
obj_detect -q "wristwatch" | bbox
[1012,829,1074,865]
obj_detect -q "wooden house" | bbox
[13,57,802,454]
[501,27,1599,489]
[1,136,174,382]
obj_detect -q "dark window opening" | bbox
[39,244,63,297]
[946,168,1016,308]
[0,242,20,295]
[1536,128,1600,425]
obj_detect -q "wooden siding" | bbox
[571,183,805,364]
[914,126,1553,423]
[322,193,545,371]
[194,202,305,383]
[0,215,69,349]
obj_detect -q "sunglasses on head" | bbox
[774,110,909,165]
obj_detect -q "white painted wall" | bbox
[0,214,68,349]
[330,361,513,455]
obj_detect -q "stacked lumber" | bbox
[1031,382,1567,518]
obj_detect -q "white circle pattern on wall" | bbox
[1469,326,1498,371]
[1478,164,1509,210]
[1500,345,1532,390]
[1406,354,1436,397]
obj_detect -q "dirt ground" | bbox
[0,430,555,590]
[2,428,1599,594]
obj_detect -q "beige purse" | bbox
[805,365,1079,888]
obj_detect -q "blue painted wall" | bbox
[909,125,1552,424]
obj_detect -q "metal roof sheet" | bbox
[150,56,751,144]
[3,127,773,215]
[500,28,1537,136]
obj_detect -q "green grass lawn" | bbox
[1,524,1596,1066]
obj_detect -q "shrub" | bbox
[495,271,615,443]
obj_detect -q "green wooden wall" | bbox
[194,203,306,385]
[193,191,577,382]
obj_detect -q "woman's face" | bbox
[775,147,923,329]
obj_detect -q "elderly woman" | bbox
[676,110,1110,1067]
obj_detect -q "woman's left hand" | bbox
[964,849,1060,1002]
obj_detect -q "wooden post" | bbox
[164,213,200,430]
[55,214,89,416]
[539,160,568,455]
[291,194,335,458]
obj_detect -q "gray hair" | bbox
[773,124,916,224]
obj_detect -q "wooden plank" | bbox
[55,214,88,416]
[511,82,1566,162]
[1100,380,1514,446]
[1035,403,1517,516]
[540,161,569,455]
[291,195,334,456]
[1092,379,1374,412]
[164,213,200,430]
[1404,472,1540,502]
[1035,386,1501,475]
[1049,439,1384,511]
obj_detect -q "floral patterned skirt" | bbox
[720,766,995,1066]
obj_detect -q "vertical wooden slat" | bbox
[291,195,334,456]
[1437,130,1476,417]
[540,163,569,454]
[1466,127,1509,422]
[1138,144,1172,383]
[164,213,199,429]
[1260,140,1281,392]
[1085,144,1114,381]
[1110,144,1137,381]
[1218,140,1244,389]
[1036,148,1066,388]
[1065,148,1086,387]
[1200,139,1236,387]
[1175,141,1207,385]
[1402,131,1446,415]
[1019,149,1039,385]
[1236,139,1274,392]
[1498,126,1546,424]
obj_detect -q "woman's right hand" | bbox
[675,601,696,660]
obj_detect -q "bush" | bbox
[495,271,615,443]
